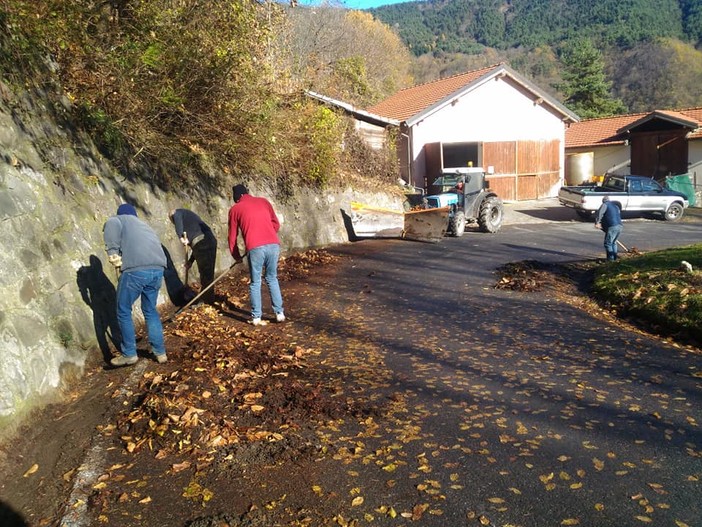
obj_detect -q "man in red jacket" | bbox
[228,184,285,326]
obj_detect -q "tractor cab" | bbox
[423,167,504,236]
[426,167,489,212]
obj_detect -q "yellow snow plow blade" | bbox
[349,202,448,243]
[349,202,404,238]
[402,207,449,243]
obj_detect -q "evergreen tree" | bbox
[681,0,702,44]
[556,39,626,118]
[475,4,506,49]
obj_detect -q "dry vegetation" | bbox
[0,1,407,195]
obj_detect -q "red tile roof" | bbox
[566,107,702,148]
[366,64,501,122]
[366,63,579,126]
[668,107,702,139]
[566,114,642,148]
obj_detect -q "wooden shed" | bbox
[565,108,702,195]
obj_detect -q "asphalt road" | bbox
[281,216,702,526]
[2,211,700,527]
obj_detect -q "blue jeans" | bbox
[116,268,166,357]
[604,224,623,260]
[247,244,283,320]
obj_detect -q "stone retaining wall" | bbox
[0,82,402,427]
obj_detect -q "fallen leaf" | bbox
[412,503,429,520]
[171,461,191,473]
[23,464,39,477]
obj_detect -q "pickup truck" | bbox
[558,174,689,221]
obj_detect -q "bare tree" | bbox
[278,6,413,106]
[612,39,702,111]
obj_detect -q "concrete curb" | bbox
[58,362,147,527]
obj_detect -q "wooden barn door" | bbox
[630,131,688,179]
[484,139,560,200]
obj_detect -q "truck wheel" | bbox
[450,211,466,237]
[664,202,685,221]
[478,196,503,233]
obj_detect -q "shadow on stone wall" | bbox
[340,208,359,242]
[163,245,196,307]
[76,255,122,363]
[0,500,28,527]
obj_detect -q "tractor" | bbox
[421,167,504,236]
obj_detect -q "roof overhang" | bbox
[305,91,400,128]
[406,64,580,127]
[617,110,700,134]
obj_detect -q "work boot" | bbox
[249,318,268,326]
[275,312,285,323]
[155,353,168,364]
[111,354,138,367]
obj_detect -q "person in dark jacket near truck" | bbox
[169,208,217,304]
[228,184,284,326]
[594,196,623,261]
[104,203,168,366]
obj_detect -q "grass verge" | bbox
[592,244,702,346]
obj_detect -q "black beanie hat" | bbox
[233,184,248,202]
[117,203,138,216]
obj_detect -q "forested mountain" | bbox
[369,0,702,114]
[370,0,702,55]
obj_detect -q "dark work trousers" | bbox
[191,234,217,304]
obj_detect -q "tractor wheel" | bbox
[450,211,466,237]
[478,196,504,233]
[664,202,684,221]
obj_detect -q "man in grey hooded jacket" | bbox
[103,203,168,366]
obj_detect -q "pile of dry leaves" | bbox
[108,249,351,465]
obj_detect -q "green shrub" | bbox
[304,106,343,187]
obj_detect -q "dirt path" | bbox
[0,245,390,527]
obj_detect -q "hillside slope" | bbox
[370,0,702,112]
[371,0,701,55]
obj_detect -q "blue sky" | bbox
[298,0,415,10]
